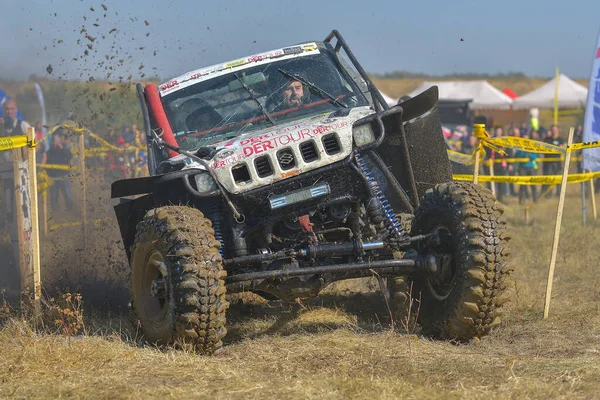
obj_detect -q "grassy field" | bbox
[0,178,599,399]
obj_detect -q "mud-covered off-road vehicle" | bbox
[111,30,511,354]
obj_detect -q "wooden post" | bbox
[543,127,575,319]
[42,189,48,236]
[489,160,496,197]
[11,129,41,299]
[79,134,87,248]
[553,66,559,126]
[473,150,481,185]
[589,173,597,220]
[27,127,41,299]
[12,147,26,292]
[582,181,587,227]
[473,124,486,186]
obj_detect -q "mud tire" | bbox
[404,181,512,341]
[130,205,227,354]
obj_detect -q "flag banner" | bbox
[582,28,600,171]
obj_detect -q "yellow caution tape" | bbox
[490,136,565,154]
[447,150,583,166]
[474,124,506,156]
[40,124,145,161]
[447,150,475,166]
[49,216,112,232]
[568,140,600,152]
[37,170,54,192]
[0,135,31,151]
[85,146,143,155]
[85,129,141,153]
[453,170,600,185]
[41,164,79,171]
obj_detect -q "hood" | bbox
[177,106,374,194]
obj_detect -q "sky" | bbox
[1,0,599,82]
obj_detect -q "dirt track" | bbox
[37,169,130,310]
[1,172,600,398]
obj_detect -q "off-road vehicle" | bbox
[111,30,511,354]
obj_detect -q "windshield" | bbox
[161,48,368,151]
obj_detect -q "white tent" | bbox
[378,90,398,107]
[408,80,513,110]
[512,74,588,109]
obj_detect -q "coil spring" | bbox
[354,151,404,239]
[205,201,225,257]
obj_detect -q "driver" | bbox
[282,79,306,108]
[271,77,311,112]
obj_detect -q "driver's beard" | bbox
[287,96,301,107]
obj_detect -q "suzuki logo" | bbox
[278,152,294,166]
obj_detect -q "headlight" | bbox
[352,123,376,148]
[194,172,218,193]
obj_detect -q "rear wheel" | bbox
[130,205,228,354]
[405,182,512,340]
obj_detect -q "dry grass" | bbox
[1,184,600,399]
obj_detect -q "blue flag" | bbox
[583,28,600,172]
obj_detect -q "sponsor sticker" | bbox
[159,42,320,96]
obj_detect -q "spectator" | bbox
[122,125,136,144]
[46,130,73,211]
[0,99,31,163]
[461,135,478,155]
[136,132,148,177]
[520,122,529,136]
[515,133,538,204]
[542,125,565,197]
[529,108,540,131]
[131,125,140,141]
[107,136,131,180]
[491,127,507,200]
[34,121,48,164]
[574,124,584,172]
[574,123,583,143]
[507,128,521,196]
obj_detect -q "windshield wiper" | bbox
[234,73,275,126]
[277,68,348,109]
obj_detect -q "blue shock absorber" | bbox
[354,150,404,239]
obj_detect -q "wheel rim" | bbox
[141,250,169,330]
[425,226,457,301]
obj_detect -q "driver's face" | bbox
[282,81,304,108]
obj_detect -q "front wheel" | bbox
[130,206,228,354]
[406,182,512,341]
